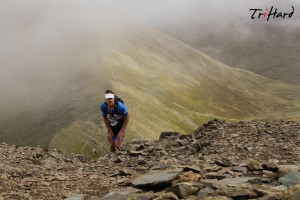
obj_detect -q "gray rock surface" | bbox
[131,168,183,189]
[279,171,300,186]
[221,177,258,187]
[1,119,300,199]
[166,182,200,198]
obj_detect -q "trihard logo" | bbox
[249,6,294,21]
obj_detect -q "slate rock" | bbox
[216,187,257,199]
[166,182,200,198]
[176,139,189,146]
[202,196,231,200]
[131,168,183,189]
[100,191,128,200]
[152,192,178,200]
[262,163,279,172]
[277,165,300,177]
[119,168,133,176]
[204,173,226,180]
[232,166,248,174]
[159,132,180,139]
[126,193,154,200]
[214,160,231,167]
[101,188,141,200]
[196,187,214,199]
[247,160,263,171]
[292,191,300,200]
[182,165,201,173]
[221,177,258,187]
[174,171,201,184]
[129,151,144,157]
[64,193,87,200]
[203,166,222,173]
[278,171,300,186]
[137,158,146,165]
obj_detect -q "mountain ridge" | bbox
[0,25,300,157]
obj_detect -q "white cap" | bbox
[105,93,114,99]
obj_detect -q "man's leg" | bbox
[107,131,116,152]
[114,130,125,150]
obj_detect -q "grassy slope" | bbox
[50,25,300,156]
[1,25,300,157]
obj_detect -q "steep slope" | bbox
[1,25,300,157]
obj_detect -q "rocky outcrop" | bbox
[0,119,300,199]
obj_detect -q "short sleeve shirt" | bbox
[100,101,128,126]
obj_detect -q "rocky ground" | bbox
[1,119,300,199]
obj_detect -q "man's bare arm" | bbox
[120,114,129,132]
[103,117,113,133]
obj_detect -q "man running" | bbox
[100,90,129,152]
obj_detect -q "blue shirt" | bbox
[100,101,128,126]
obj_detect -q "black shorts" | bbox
[110,120,124,136]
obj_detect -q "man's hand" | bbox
[107,130,114,142]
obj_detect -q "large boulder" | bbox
[131,168,183,189]
[279,171,300,187]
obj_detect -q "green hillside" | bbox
[1,25,300,158]
[157,20,300,85]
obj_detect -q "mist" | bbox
[0,0,299,117]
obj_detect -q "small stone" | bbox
[253,185,285,198]
[182,165,201,173]
[153,192,178,200]
[159,132,180,139]
[259,178,271,183]
[203,166,222,173]
[119,168,133,176]
[253,170,263,175]
[262,170,275,178]
[101,191,129,200]
[216,187,257,199]
[176,171,201,183]
[197,187,214,199]
[101,188,139,200]
[132,144,145,151]
[277,165,300,177]
[64,193,86,200]
[247,160,263,171]
[292,191,300,200]
[215,160,231,167]
[0,174,8,181]
[56,175,69,181]
[116,178,130,186]
[129,151,144,157]
[166,182,200,198]
[262,162,279,172]
[221,177,258,187]
[232,166,248,174]
[201,179,227,190]
[127,193,155,200]
[113,157,125,163]
[202,196,231,200]
[30,168,41,177]
[204,173,227,180]
[137,158,146,165]
[176,139,189,146]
